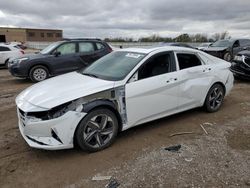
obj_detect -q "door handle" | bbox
[203,68,211,73]
[166,78,178,83]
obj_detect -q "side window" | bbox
[0,46,10,51]
[56,43,76,55]
[96,43,105,50]
[138,54,171,80]
[239,39,250,47]
[177,53,202,70]
[79,42,95,53]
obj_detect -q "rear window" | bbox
[0,46,10,51]
[177,53,202,70]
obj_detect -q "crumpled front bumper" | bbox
[17,108,87,150]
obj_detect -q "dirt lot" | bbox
[0,68,249,188]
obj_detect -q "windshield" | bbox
[81,51,146,81]
[211,40,231,47]
[40,42,62,54]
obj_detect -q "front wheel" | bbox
[204,84,225,112]
[29,65,49,82]
[75,108,119,152]
[223,52,232,62]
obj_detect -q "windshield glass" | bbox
[211,40,231,47]
[81,51,146,81]
[40,42,62,54]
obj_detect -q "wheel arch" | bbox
[211,81,226,94]
[28,63,51,76]
[203,81,226,106]
[73,99,123,148]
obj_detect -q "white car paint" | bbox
[0,44,24,65]
[16,46,234,150]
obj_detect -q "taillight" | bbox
[108,47,113,53]
[20,50,25,54]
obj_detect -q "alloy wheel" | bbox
[33,68,47,81]
[208,87,223,110]
[83,114,114,148]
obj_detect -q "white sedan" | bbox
[16,46,234,152]
[0,44,24,67]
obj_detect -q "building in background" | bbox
[0,27,63,43]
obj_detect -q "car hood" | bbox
[16,72,115,110]
[204,47,228,52]
[25,53,51,60]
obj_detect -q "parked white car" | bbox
[16,46,234,152]
[0,44,24,67]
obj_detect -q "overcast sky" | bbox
[0,0,250,39]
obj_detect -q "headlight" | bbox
[25,100,82,121]
[234,55,243,61]
[12,57,29,64]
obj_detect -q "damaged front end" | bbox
[17,86,128,150]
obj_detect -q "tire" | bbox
[223,52,232,62]
[204,84,225,113]
[75,108,119,152]
[4,59,9,68]
[29,65,49,82]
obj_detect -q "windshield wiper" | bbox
[82,73,98,78]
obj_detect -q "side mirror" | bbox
[54,51,61,57]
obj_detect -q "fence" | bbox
[26,41,203,50]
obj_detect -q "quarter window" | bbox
[177,53,202,70]
[79,42,95,53]
[96,43,105,50]
[56,43,76,55]
[138,54,171,80]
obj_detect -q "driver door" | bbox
[125,52,181,127]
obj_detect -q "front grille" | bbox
[18,108,26,126]
[19,108,25,116]
[244,56,250,66]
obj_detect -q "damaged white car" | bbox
[16,46,234,152]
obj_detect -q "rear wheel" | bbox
[204,84,225,112]
[29,65,49,82]
[75,108,119,152]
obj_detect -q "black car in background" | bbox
[8,39,112,82]
[203,39,250,62]
[230,50,250,79]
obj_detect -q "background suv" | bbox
[8,39,112,82]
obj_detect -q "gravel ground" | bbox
[0,68,249,188]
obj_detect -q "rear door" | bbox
[125,52,181,127]
[49,42,79,74]
[175,52,213,109]
[76,42,98,67]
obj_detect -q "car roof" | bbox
[0,44,13,47]
[118,46,199,54]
